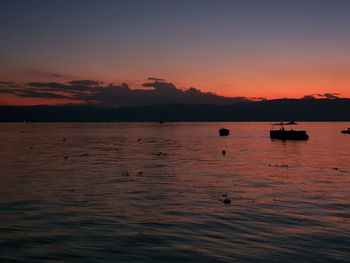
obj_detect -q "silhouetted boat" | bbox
[341,128,350,134]
[219,128,230,136]
[270,121,309,140]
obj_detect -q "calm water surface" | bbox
[0,122,349,262]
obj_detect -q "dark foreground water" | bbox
[0,122,349,262]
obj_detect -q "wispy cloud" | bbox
[68,80,101,86]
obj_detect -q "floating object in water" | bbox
[219,128,230,136]
[63,138,66,142]
[222,150,226,155]
[270,121,309,140]
[64,156,68,160]
[159,120,164,124]
[341,128,350,134]
[80,153,89,157]
[122,171,129,176]
[270,130,309,140]
[331,167,346,173]
[138,171,144,175]
[223,198,231,205]
[219,194,231,205]
[269,164,289,168]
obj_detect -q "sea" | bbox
[0,122,349,262]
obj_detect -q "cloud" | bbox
[68,80,100,86]
[1,79,250,106]
[19,90,70,99]
[1,78,345,107]
[301,93,341,100]
[323,93,340,99]
[0,86,71,99]
[0,81,14,85]
[147,77,165,82]
[27,81,94,92]
[0,88,19,95]
[142,81,180,92]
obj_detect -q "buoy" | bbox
[122,171,129,176]
[223,198,231,205]
[219,128,230,136]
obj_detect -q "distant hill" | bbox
[0,99,350,122]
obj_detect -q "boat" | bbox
[341,128,350,134]
[219,128,230,136]
[270,121,309,140]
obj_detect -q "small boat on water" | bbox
[270,121,309,140]
[341,128,350,134]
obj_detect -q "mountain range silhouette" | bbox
[1,98,349,122]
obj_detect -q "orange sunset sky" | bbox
[1,0,350,105]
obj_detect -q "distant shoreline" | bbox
[1,121,350,123]
[1,99,350,122]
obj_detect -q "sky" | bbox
[1,0,350,105]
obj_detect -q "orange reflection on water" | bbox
[0,122,349,261]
